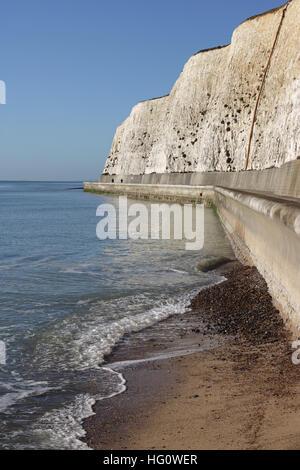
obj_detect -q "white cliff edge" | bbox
[103,0,300,176]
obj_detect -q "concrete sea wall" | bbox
[99,160,300,198]
[84,177,300,334]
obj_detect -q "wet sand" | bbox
[83,262,300,450]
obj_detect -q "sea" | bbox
[0,181,234,449]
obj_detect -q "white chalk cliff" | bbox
[103,0,300,176]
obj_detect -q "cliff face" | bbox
[103,0,300,176]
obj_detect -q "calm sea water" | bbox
[0,181,233,449]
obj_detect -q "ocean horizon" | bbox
[0,180,233,449]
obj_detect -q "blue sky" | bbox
[0,0,285,181]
